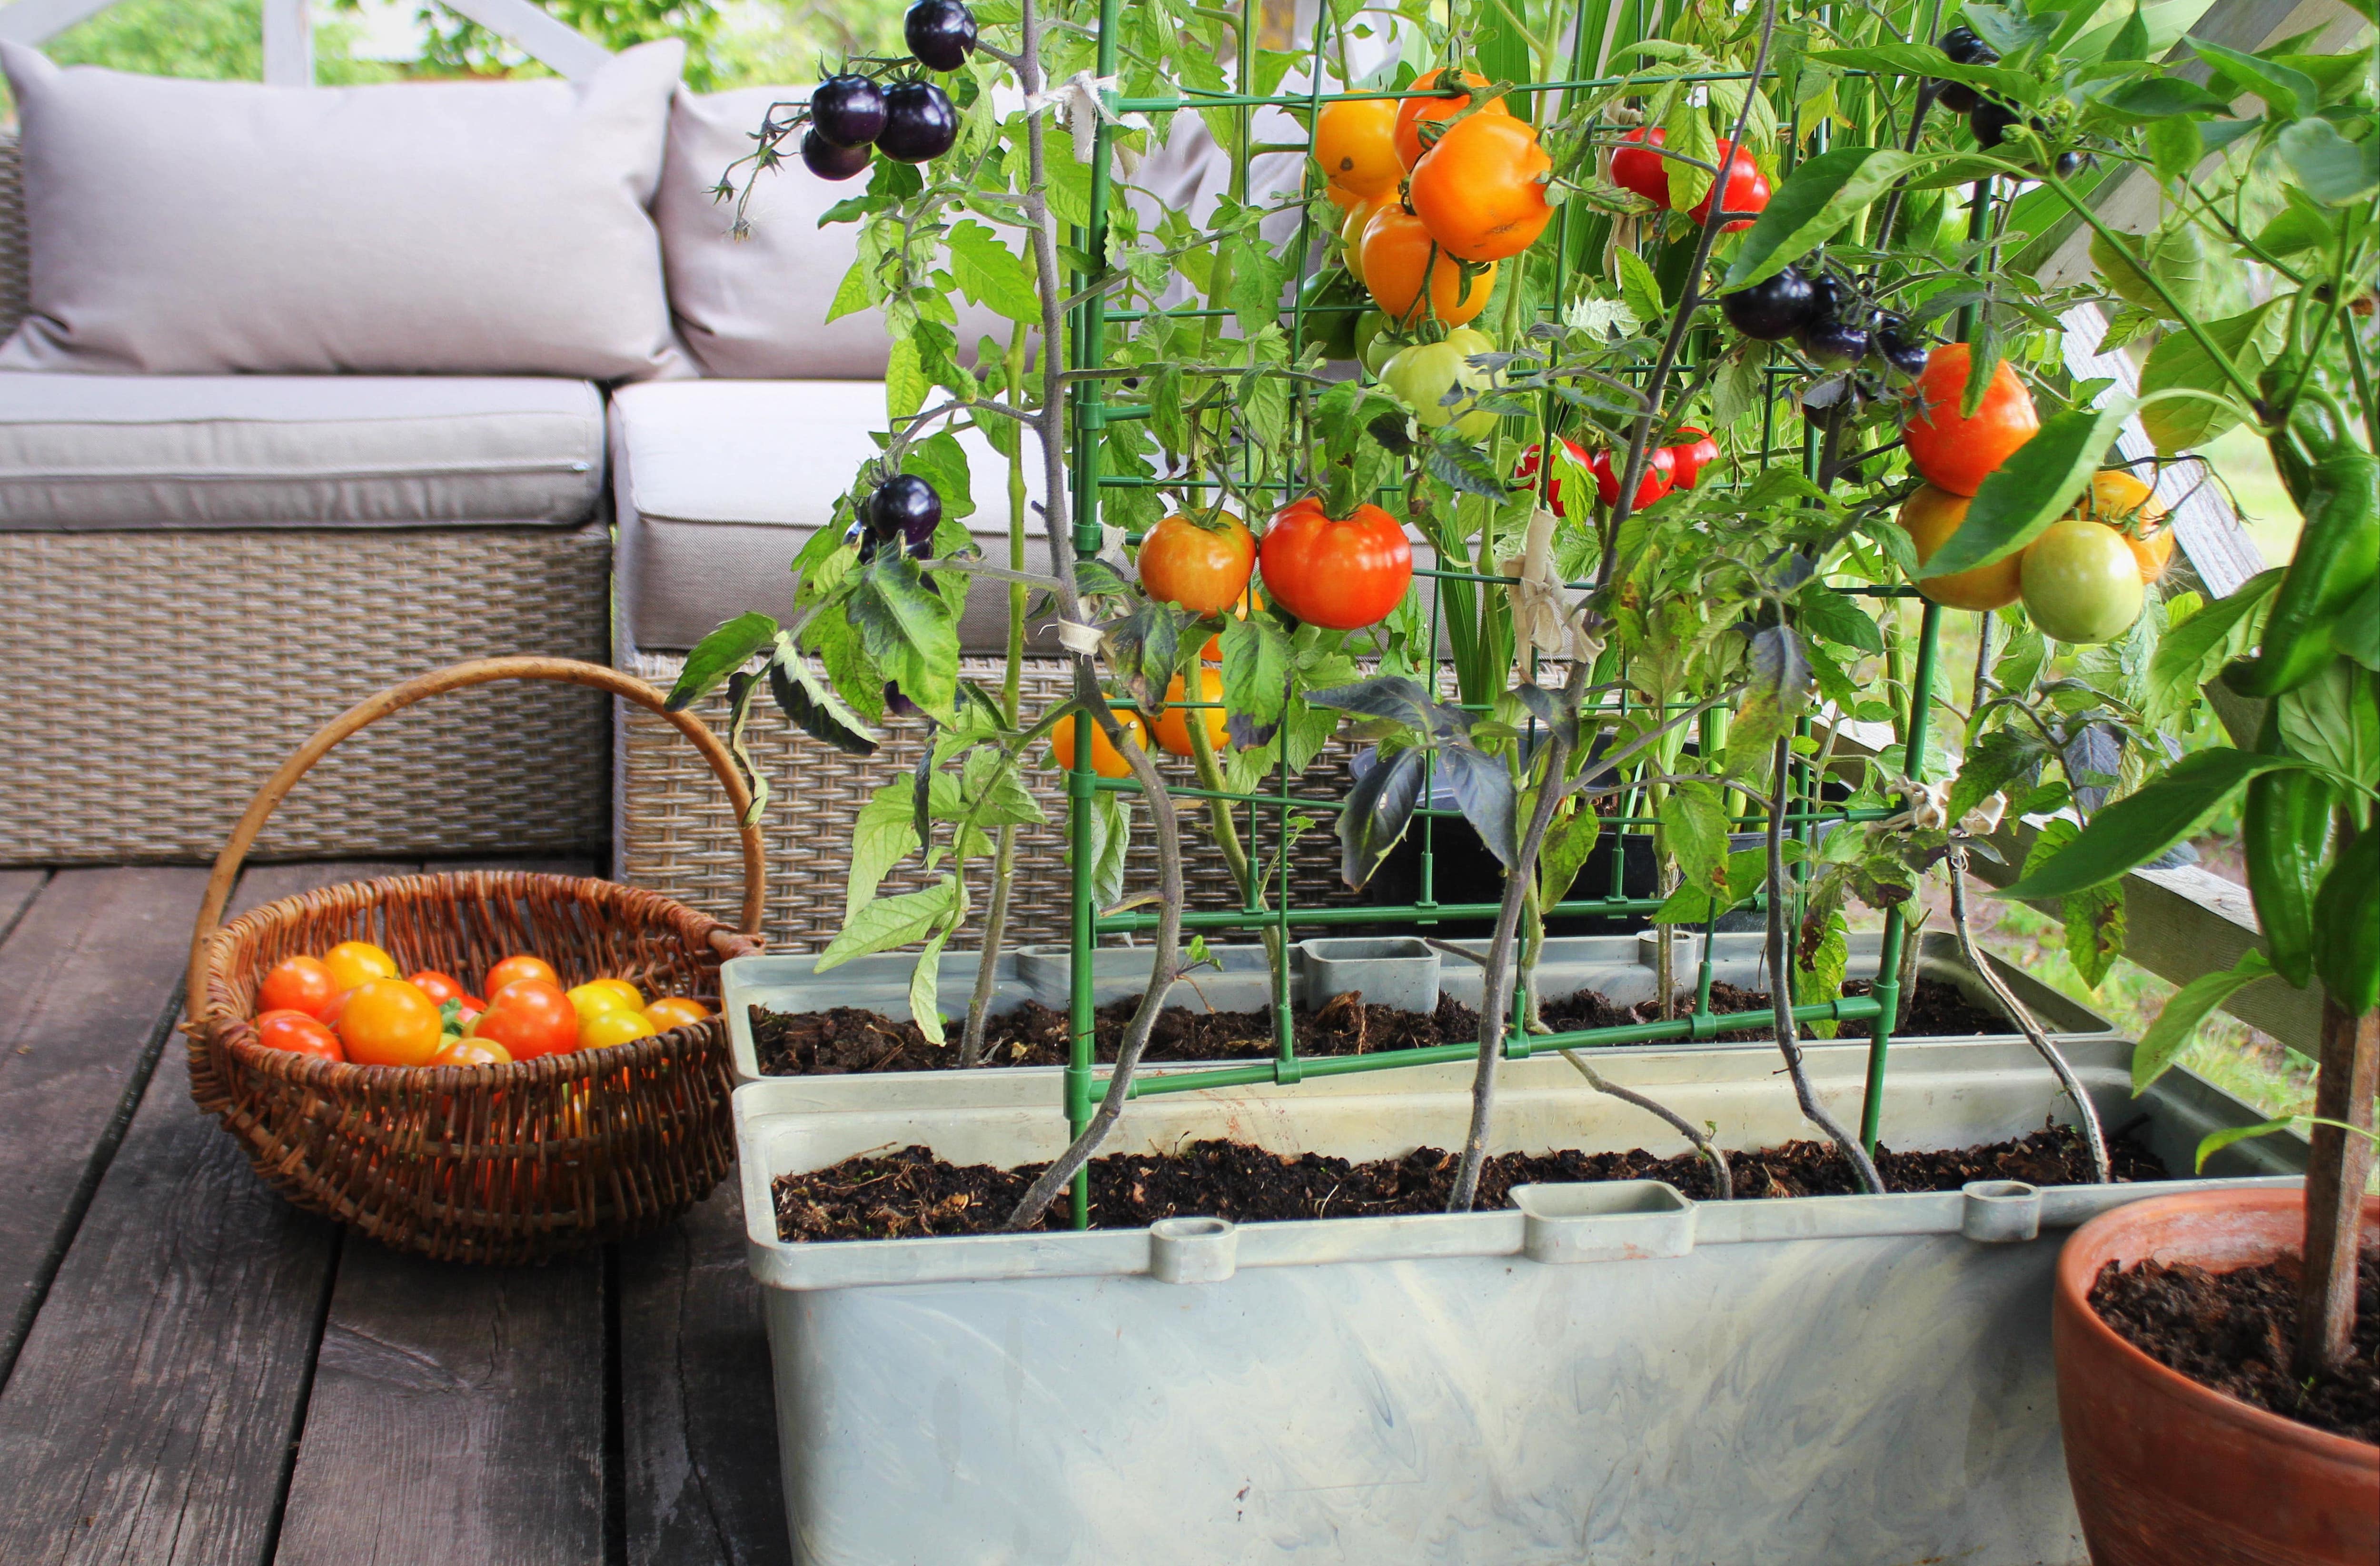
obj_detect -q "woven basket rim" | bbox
[197,868,734,1090]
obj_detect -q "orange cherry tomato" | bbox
[2076,468,2172,582]
[407,970,471,1007]
[1393,68,1508,169]
[323,940,398,993]
[1686,139,1769,232]
[1904,343,2040,497]
[1339,198,1378,284]
[1200,587,1264,660]
[1408,112,1552,262]
[336,978,445,1067]
[259,955,338,1021]
[1322,181,1364,215]
[644,997,711,1032]
[471,977,579,1060]
[1048,710,1150,779]
[1314,96,1403,199]
[1897,485,2023,611]
[1360,204,1495,327]
[1154,668,1230,758]
[256,1008,344,1061]
[1258,500,1413,630]
[1137,510,1256,615]
[430,1036,512,1067]
[484,953,561,998]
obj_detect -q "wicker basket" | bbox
[186,658,764,1265]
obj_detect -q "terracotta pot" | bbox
[2053,1188,2379,1566]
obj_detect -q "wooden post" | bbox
[2294,997,2378,1375]
[261,0,310,87]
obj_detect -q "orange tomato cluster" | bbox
[1316,70,1554,329]
[250,941,710,1068]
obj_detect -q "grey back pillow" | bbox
[0,40,687,381]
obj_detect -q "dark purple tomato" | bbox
[870,474,943,554]
[810,74,887,148]
[904,0,978,71]
[1721,264,1818,341]
[884,683,922,717]
[877,80,959,163]
[1803,271,1856,327]
[801,129,873,181]
[1936,81,1980,113]
[1938,27,1999,65]
[2054,150,2090,178]
[1799,312,1871,369]
[1873,317,1928,378]
[1971,100,2022,148]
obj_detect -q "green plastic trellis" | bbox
[1054,0,1956,1228]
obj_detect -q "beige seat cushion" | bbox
[0,374,605,528]
[657,85,1012,379]
[0,41,687,381]
[611,379,1052,652]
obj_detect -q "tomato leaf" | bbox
[2024,819,2128,988]
[1997,750,2309,900]
[1721,146,1918,293]
[2133,949,2274,1094]
[768,639,879,757]
[1338,745,1426,890]
[1659,779,1731,896]
[847,556,959,719]
[945,219,1041,323]
[1438,743,1517,868]
[666,611,778,711]
[1537,796,1602,905]
[2276,117,2380,204]
[817,879,961,971]
[1220,613,1294,728]
[1922,401,2133,577]
[2139,302,2285,454]
[2194,1117,2297,1173]
[906,926,953,1045]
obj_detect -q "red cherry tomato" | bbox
[1257,499,1414,631]
[484,953,561,997]
[407,970,470,1007]
[256,1008,344,1061]
[1609,126,1669,205]
[1589,446,1676,509]
[1512,437,1595,518]
[258,955,338,1021]
[1686,140,1769,232]
[1904,343,2040,496]
[471,978,579,1060]
[1666,428,1721,489]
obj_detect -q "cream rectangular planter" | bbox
[737,1035,2300,1565]
[722,929,2116,1085]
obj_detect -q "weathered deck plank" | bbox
[0,863,407,1566]
[0,870,47,942]
[620,1183,790,1566]
[0,868,216,1381]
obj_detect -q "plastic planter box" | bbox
[722,929,2117,1085]
[738,1036,2300,1566]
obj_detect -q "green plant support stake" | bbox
[1861,597,1943,1152]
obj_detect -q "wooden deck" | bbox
[0,862,789,1566]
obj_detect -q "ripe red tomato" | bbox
[1258,499,1413,630]
[470,978,579,1060]
[1393,68,1509,169]
[1137,511,1255,615]
[1666,428,1721,489]
[1609,126,1669,204]
[336,978,444,1067]
[1408,112,1553,262]
[407,970,470,1007]
[1513,437,1594,517]
[258,955,337,1021]
[1588,446,1676,509]
[1686,140,1769,232]
[483,953,561,998]
[256,1008,344,1061]
[1904,343,2040,496]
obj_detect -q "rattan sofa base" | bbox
[1,525,611,864]
[618,650,1367,953]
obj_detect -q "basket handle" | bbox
[186,656,767,1021]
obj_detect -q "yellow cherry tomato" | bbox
[580,1008,660,1050]
[323,940,399,993]
[567,979,643,1016]
[644,997,711,1031]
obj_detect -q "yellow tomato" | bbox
[323,940,399,993]
[580,1008,659,1050]
[644,997,711,1031]
[567,979,642,1016]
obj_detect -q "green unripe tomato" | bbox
[1382,328,1498,440]
[2020,518,2145,644]
[1296,269,1364,360]
[1353,310,1395,374]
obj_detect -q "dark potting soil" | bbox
[770,1123,2168,1243]
[748,976,2010,1076]
[2088,1250,2380,1445]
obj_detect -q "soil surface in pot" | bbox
[2088,1250,2380,1444]
[750,977,2008,1076]
[772,1124,2167,1242]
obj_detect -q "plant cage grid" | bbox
[1055,0,1961,1226]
